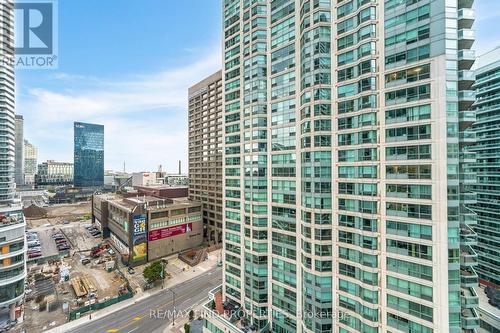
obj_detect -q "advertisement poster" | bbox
[148,222,193,241]
[132,215,147,261]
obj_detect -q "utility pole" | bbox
[171,289,177,326]
[88,294,93,320]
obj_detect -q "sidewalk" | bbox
[44,253,219,333]
[160,302,206,333]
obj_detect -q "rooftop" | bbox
[476,285,500,319]
[97,193,198,211]
[135,184,188,190]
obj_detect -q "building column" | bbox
[9,303,16,321]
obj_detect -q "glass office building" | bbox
[470,47,500,286]
[74,122,104,188]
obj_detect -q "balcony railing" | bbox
[458,8,475,29]
[460,224,478,246]
[461,308,480,330]
[0,211,25,229]
[460,244,478,267]
[458,29,475,49]
[458,49,475,70]
[460,287,479,308]
[460,267,478,287]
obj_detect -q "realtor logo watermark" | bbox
[1,0,58,69]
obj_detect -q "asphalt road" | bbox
[69,266,222,333]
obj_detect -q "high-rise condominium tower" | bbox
[188,71,224,243]
[470,47,500,287]
[212,0,479,332]
[24,140,38,186]
[0,0,27,321]
[14,115,24,186]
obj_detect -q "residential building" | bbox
[74,122,104,188]
[164,174,189,186]
[14,115,23,186]
[188,71,223,243]
[91,194,203,266]
[469,46,500,287]
[36,160,73,186]
[205,0,478,332]
[0,0,26,323]
[23,140,37,186]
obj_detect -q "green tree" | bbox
[188,309,194,321]
[184,323,190,333]
[142,261,163,283]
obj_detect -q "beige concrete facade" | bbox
[188,71,223,243]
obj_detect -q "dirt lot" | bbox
[23,222,127,333]
[26,202,91,229]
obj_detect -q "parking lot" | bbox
[26,228,71,262]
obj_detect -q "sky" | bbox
[16,0,500,173]
[16,0,222,173]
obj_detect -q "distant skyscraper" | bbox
[74,122,104,188]
[0,0,26,322]
[188,71,223,243]
[470,47,500,286]
[204,0,479,332]
[23,140,38,186]
[14,115,24,186]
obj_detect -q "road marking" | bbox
[124,328,139,333]
[99,271,219,332]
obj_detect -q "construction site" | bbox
[23,221,130,333]
[24,202,91,228]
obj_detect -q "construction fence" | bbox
[68,288,133,321]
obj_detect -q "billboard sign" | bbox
[148,223,193,241]
[132,215,147,261]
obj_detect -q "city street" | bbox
[67,266,221,333]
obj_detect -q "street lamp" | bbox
[165,288,177,326]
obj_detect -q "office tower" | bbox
[74,122,104,188]
[209,0,479,332]
[23,140,38,186]
[188,71,223,243]
[470,47,500,286]
[14,115,24,186]
[0,0,26,322]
